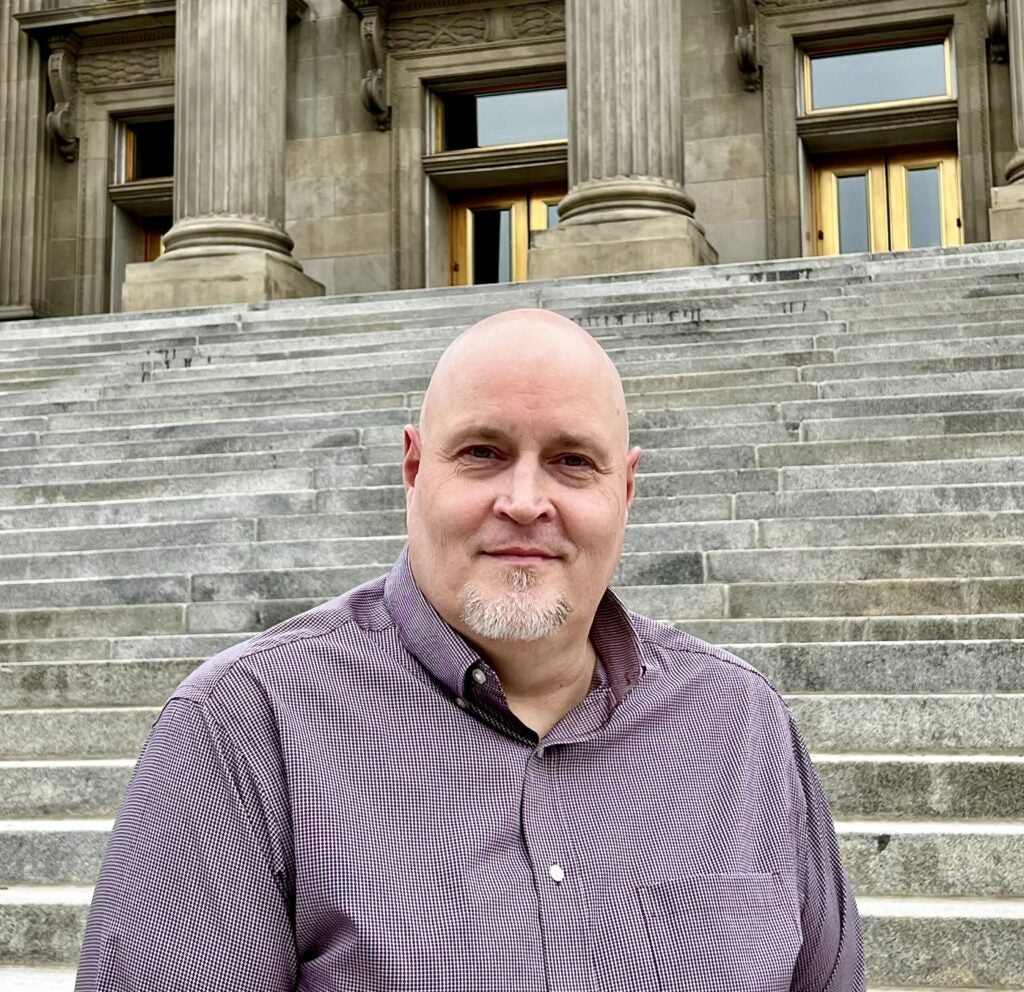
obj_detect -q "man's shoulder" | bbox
[628,608,783,701]
[172,572,395,708]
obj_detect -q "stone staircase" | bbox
[1,242,1024,990]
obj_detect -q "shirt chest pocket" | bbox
[636,873,802,992]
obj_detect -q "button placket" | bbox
[519,744,598,991]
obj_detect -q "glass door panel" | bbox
[813,159,888,256]
[814,146,961,256]
[887,150,961,251]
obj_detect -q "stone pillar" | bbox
[0,0,48,320]
[529,0,716,280]
[121,0,323,312]
[991,0,1024,240]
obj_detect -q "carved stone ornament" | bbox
[734,0,760,91]
[360,11,393,130]
[46,34,80,162]
[989,0,1009,63]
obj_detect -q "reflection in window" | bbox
[809,42,949,112]
[442,87,567,150]
[837,174,870,254]
[907,167,943,248]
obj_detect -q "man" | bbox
[76,309,864,991]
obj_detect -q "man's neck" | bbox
[475,630,598,738]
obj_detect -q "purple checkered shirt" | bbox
[76,546,864,992]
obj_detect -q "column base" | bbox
[989,185,1024,242]
[121,249,325,313]
[529,215,718,281]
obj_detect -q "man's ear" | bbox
[625,446,642,511]
[402,425,422,494]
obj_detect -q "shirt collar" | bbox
[383,544,643,704]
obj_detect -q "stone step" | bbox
[736,483,1024,520]
[859,896,1024,988]
[758,512,1024,548]
[0,603,187,641]
[618,577,1024,618]
[0,467,313,510]
[822,367,1024,401]
[817,753,1024,819]
[0,631,244,665]
[0,490,315,532]
[0,965,77,991]
[0,886,92,968]
[0,708,159,759]
[803,408,1024,442]
[786,694,1024,754]
[0,427,364,468]
[0,658,200,709]
[32,406,412,449]
[833,333,1024,366]
[730,641,1024,693]
[780,386,1024,425]
[778,455,1024,492]
[0,518,257,557]
[0,446,364,488]
[753,431,1024,470]
[685,616,1024,643]
[0,574,192,611]
[705,543,1024,583]
[814,316,1024,352]
[838,820,1024,899]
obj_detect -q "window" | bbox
[123,118,175,181]
[804,38,953,114]
[437,84,567,151]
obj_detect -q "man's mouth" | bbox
[483,547,559,563]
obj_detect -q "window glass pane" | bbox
[810,43,947,111]
[547,203,560,229]
[442,87,567,150]
[129,120,174,180]
[472,208,512,283]
[837,174,870,254]
[907,167,943,248]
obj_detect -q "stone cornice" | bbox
[390,0,557,17]
[15,0,175,40]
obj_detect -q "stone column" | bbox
[121,0,323,311]
[530,0,716,280]
[991,0,1024,239]
[0,0,48,319]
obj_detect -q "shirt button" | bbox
[455,697,467,709]
[534,746,546,758]
[548,864,565,884]
[470,668,487,685]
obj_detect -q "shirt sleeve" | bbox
[787,714,866,992]
[75,696,298,992]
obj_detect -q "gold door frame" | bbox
[451,184,565,285]
[813,145,961,256]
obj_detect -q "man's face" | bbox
[403,315,641,645]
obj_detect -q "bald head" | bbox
[419,308,630,449]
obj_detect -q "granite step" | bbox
[685,616,1024,643]
[757,512,1024,548]
[802,408,1024,442]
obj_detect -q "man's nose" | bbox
[493,459,555,524]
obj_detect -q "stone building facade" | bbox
[2,0,1023,318]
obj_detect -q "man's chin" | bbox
[458,583,571,643]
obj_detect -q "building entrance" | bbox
[450,185,564,285]
[813,146,962,256]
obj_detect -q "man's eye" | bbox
[466,446,496,459]
[559,453,592,469]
